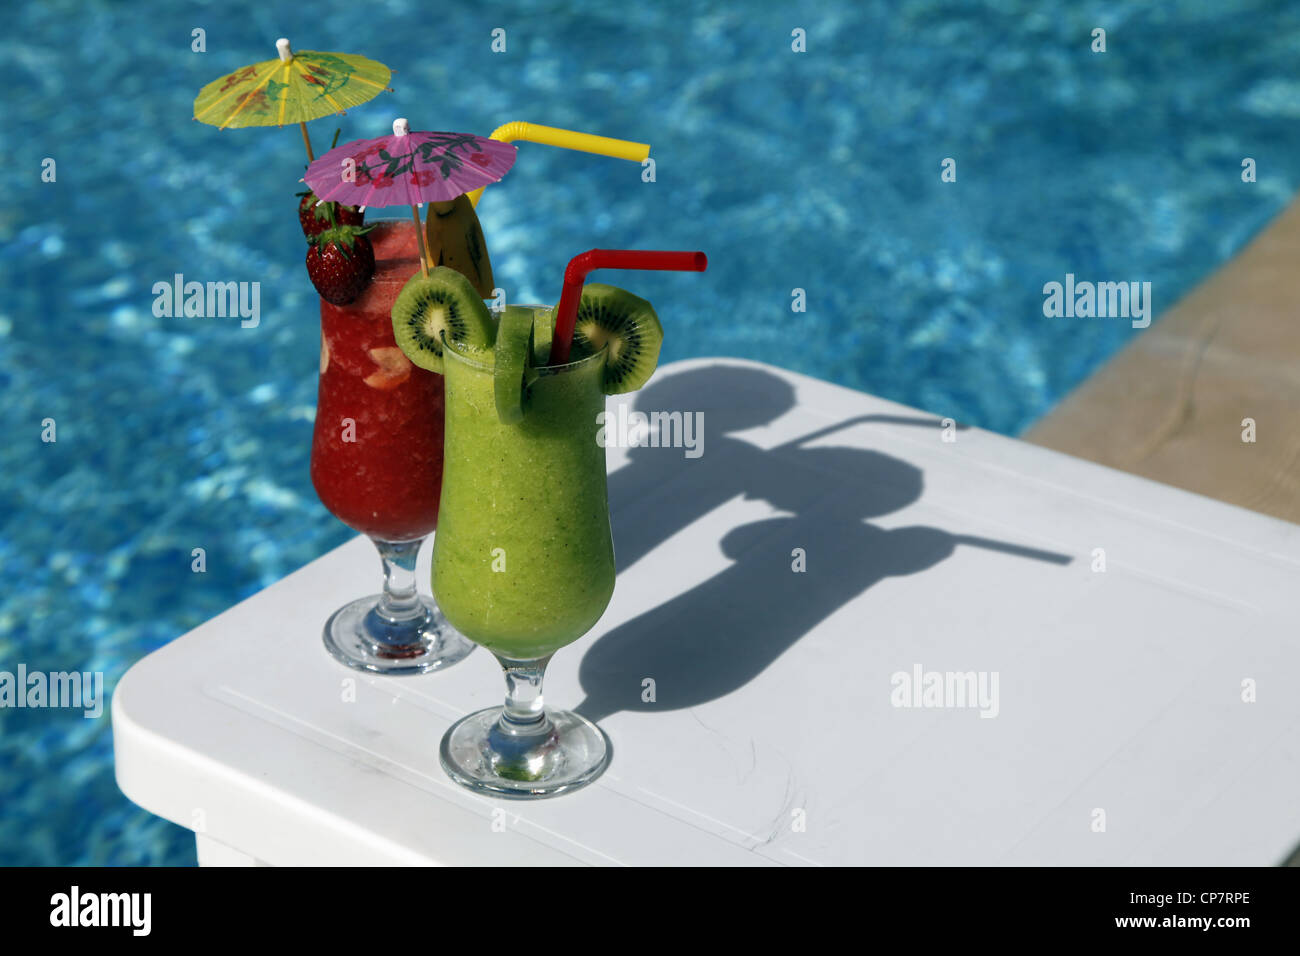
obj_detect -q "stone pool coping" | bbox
[1025,196,1300,525]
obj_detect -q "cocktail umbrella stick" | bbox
[411,204,429,277]
[300,122,314,162]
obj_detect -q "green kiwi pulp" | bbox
[571,283,662,394]
[391,267,494,373]
[493,306,535,424]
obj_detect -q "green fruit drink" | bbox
[433,315,615,661]
[392,249,705,799]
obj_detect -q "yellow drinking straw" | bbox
[468,122,651,207]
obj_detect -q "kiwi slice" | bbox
[493,306,534,424]
[571,283,663,393]
[391,266,494,373]
[532,306,555,366]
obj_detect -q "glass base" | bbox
[323,594,475,676]
[440,706,611,799]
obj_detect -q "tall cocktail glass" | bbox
[311,220,473,674]
[434,325,614,797]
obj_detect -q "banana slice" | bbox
[425,194,495,298]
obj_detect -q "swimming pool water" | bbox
[3,0,1300,864]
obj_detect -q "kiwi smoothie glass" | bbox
[311,220,474,675]
[434,322,615,797]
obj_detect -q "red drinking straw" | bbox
[551,249,709,364]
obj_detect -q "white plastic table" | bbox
[113,358,1300,866]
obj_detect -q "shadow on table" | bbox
[606,365,975,572]
[577,364,1071,724]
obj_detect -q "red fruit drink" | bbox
[311,220,443,542]
[310,218,473,676]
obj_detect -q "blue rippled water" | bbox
[3,0,1300,864]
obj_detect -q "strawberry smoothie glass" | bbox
[311,219,473,674]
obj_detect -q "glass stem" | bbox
[496,656,553,738]
[373,537,425,624]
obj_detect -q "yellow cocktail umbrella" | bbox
[193,38,391,161]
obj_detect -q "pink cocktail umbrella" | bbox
[304,118,517,275]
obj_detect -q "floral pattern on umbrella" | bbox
[194,46,391,130]
[305,127,517,209]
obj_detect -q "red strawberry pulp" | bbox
[310,220,444,541]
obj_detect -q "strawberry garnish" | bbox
[297,189,364,239]
[306,224,376,305]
